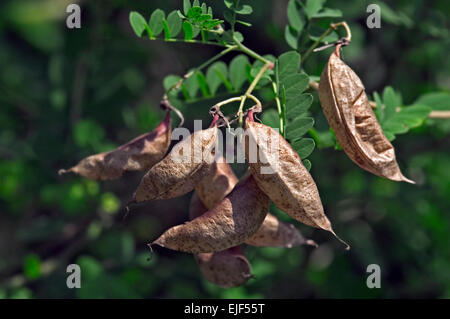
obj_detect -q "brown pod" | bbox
[152,175,270,253]
[59,111,172,180]
[195,156,239,209]
[190,193,252,288]
[246,213,317,248]
[132,126,218,202]
[244,117,348,249]
[194,247,253,288]
[318,46,414,183]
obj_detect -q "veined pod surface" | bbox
[153,175,270,253]
[132,126,218,202]
[195,156,239,209]
[244,117,347,248]
[194,248,253,288]
[190,193,252,288]
[246,213,317,248]
[318,46,414,183]
[59,111,172,180]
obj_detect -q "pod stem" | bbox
[330,229,351,251]
[160,97,184,127]
[302,21,352,64]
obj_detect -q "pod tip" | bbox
[58,168,70,176]
[305,239,319,248]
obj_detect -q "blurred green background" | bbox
[0,0,449,299]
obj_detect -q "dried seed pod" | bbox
[59,111,172,180]
[132,126,218,203]
[318,46,414,183]
[194,247,253,288]
[244,117,348,249]
[246,213,317,248]
[189,193,252,288]
[195,156,239,209]
[153,175,270,253]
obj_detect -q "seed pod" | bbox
[59,111,172,180]
[132,126,218,203]
[194,247,253,288]
[246,213,317,248]
[318,46,414,183]
[244,117,348,248]
[195,156,239,209]
[189,193,252,288]
[153,175,270,253]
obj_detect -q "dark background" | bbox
[0,0,449,298]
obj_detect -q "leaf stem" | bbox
[233,36,272,64]
[166,45,238,95]
[272,82,284,134]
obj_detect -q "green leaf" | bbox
[24,254,41,280]
[206,62,228,95]
[383,86,401,119]
[193,0,200,6]
[305,0,326,18]
[286,93,313,119]
[183,71,199,98]
[183,0,192,15]
[229,55,250,91]
[311,8,343,18]
[129,12,148,37]
[196,71,210,97]
[201,3,207,13]
[287,0,304,32]
[282,74,309,95]
[278,51,301,83]
[235,5,253,15]
[262,109,280,129]
[187,6,203,19]
[382,104,431,137]
[286,117,314,141]
[224,0,234,9]
[236,20,252,27]
[414,92,450,110]
[373,91,384,121]
[149,9,165,36]
[224,9,235,25]
[302,159,312,171]
[167,11,182,37]
[183,21,194,40]
[234,31,244,42]
[163,75,181,91]
[284,26,298,50]
[162,19,170,39]
[292,138,315,159]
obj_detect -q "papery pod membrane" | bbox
[59,111,172,180]
[246,213,317,248]
[318,46,414,183]
[190,193,252,288]
[194,248,253,288]
[153,175,270,253]
[132,126,218,203]
[244,117,348,249]
[195,156,239,209]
